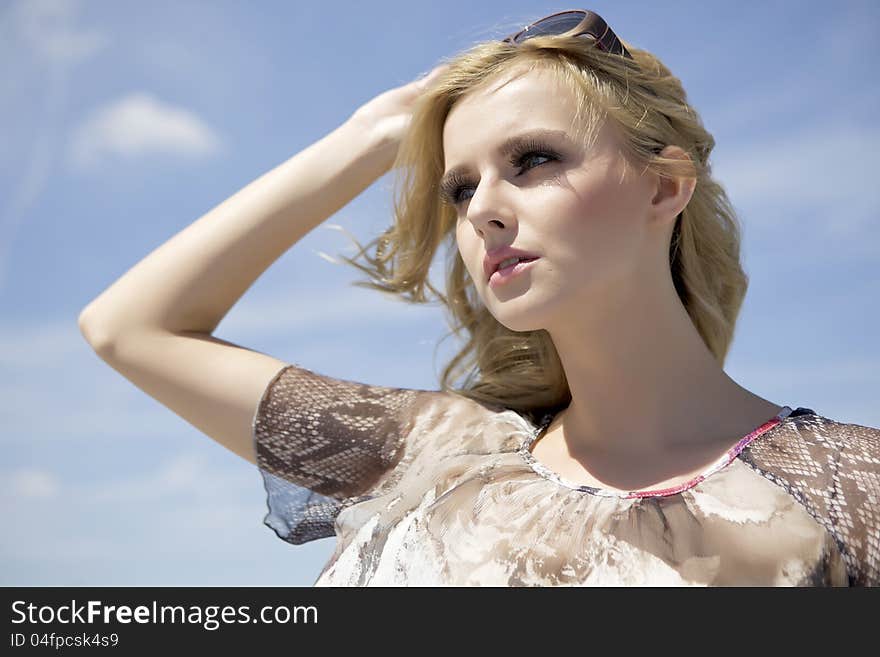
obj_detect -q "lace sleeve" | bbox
[252,363,439,546]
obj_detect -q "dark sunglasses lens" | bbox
[514,11,585,42]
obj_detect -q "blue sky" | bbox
[1,0,878,586]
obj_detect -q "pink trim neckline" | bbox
[517,406,794,499]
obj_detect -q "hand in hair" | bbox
[348,63,450,172]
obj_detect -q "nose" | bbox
[464,176,516,236]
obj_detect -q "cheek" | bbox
[455,228,478,280]
[546,171,643,279]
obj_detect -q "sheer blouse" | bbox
[252,363,880,586]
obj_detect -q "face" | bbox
[442,64,664,332]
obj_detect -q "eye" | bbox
[440,143,561,208]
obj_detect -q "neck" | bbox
[544,272,778,454]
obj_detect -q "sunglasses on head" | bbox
[502,9,633,60]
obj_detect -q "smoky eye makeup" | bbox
[439,130,573,208]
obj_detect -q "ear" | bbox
[650,145,697,223]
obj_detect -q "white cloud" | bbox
[713,122,880,242]
[0,452,261,565]
[0,277,443,445]
[3,468,61,499]
[6,404,183,444]
[0,318,83,368]
[67,92,225,171]
[78,451,245,505]
[5,0,110,66]
[0,0,110,289]
[0,273,432,368]
[734,354,880,391]
[217,265,440,338]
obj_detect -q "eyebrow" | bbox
[439,128,572,200]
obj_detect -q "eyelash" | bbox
[440,139,561,207]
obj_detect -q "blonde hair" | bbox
[335,32,747,422]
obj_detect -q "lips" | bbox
[488,256,539,288]
[483,247,541,282]
[496,256,538,274]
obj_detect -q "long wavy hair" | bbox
[333,31,746,423]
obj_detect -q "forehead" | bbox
[442,65,582,161]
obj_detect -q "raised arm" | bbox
[77,111,399,464]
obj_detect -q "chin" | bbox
[488,298,552,333]
[500,318,543,333]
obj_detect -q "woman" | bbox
[78,10,879,586]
